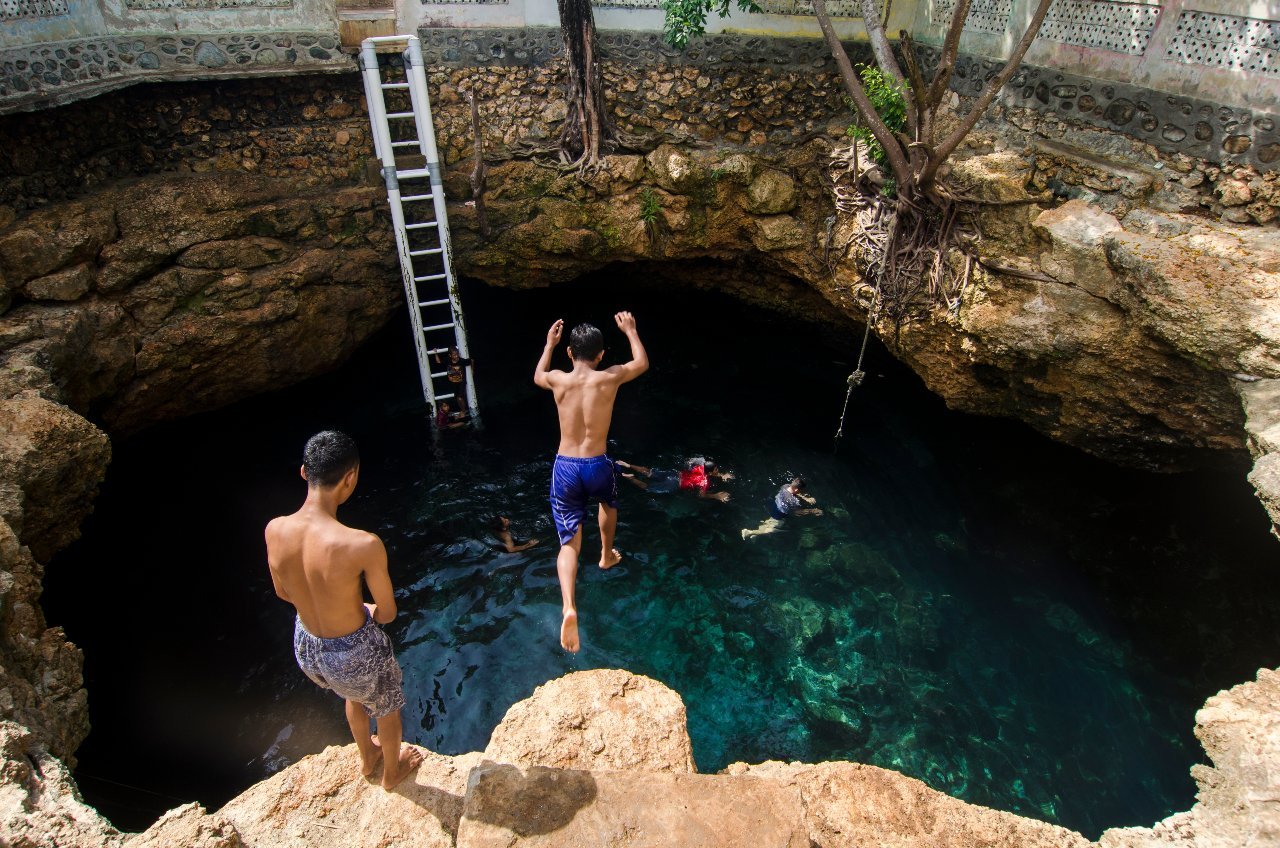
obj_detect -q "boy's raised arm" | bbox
[533,319,564,389]
[610,311,649,383]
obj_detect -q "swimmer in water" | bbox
[265,431,423,789]
[741,477,822,539]
[491,515,542,553]
[617,456,734,503]
[534,313,649,652]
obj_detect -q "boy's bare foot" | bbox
[360,736,383,777]
[599,548,622,569]
[561,610,580,652]
[381,745,424,791]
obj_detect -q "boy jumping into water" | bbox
[535,313,649,652]
[265,431,423,789]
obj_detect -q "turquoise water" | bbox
[47,277,1280,836]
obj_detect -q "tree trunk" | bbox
[557,0,614,168]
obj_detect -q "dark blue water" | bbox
[46,276,1280,837]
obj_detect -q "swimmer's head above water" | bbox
[301,430,360,494]
[568,323,604,363]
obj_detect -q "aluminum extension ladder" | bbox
[358,34,478,419]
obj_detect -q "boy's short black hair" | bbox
[569,323,604,361]
[491,515,509,531]
[790,477,806,490]
[303,431,359,488]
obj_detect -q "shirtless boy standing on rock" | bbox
[265,431,423,789]
[534,313,648,653]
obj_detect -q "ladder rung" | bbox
[397,168,431,180]
[418,298,451,308]
[405,222,438,230]
[435,392,457,400]
[423,322,456,332]
[430,371,448,378]
[427,347,450,355]
[409,248,444,257]
[414,273,448,282]
[381,83,410,90]
[387,111,415,119]
[401,194,434,202]
[391,140,419,148]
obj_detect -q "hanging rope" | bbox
[834,208,898,446]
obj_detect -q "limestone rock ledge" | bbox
[0,172,404,847]
[116,667,1280,848]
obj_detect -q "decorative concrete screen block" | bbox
[594,0,662,7]
[126,0,289,8]
[931,0,1013,35]
[1165,11,1280,77]
[1039,0,1162,55]
[754,0,876,17]
[0,0,68,20]
[423,0,508,5]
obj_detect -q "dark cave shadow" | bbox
[461,759,598,837]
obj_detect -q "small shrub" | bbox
[846,65,907,168]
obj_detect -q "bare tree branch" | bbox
[898,30,930,168]
[814,0,912,187]
[919,0,1052,188]
[860,0,906,85]
[924,0,973,113]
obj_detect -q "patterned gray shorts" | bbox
[293,614,406,718]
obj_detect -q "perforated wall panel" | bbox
[124,0,289,8]
[1038,0,1161,55]
[0,0,69,20]
[931,0,1013,35]
[1165,10,1280,77]
[753,0,876,18]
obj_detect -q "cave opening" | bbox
[43,264,1280,838]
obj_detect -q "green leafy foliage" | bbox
[640,187,661,224]
[845,65,907,168]
[661,0,761,49]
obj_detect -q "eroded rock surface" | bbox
[482,668,696,774]
[0,720,123,848]
[0,171,403,847]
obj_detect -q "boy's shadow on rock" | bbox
[460,760,598,837]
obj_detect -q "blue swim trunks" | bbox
[550,454,619,545]
[293,613,406,718]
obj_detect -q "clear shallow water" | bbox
[46,276,1280,837]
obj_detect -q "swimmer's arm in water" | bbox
[697,489,731,503]
[533,319,564,390]
[603,311,648,384]
[360,533,397,624]
[797,492,817,506]
[795,507,824,516]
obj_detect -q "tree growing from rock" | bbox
[557,0,618,170]
[663,0,1055,325]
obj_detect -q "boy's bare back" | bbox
[535,313,648,457]
[266,510,390,639]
